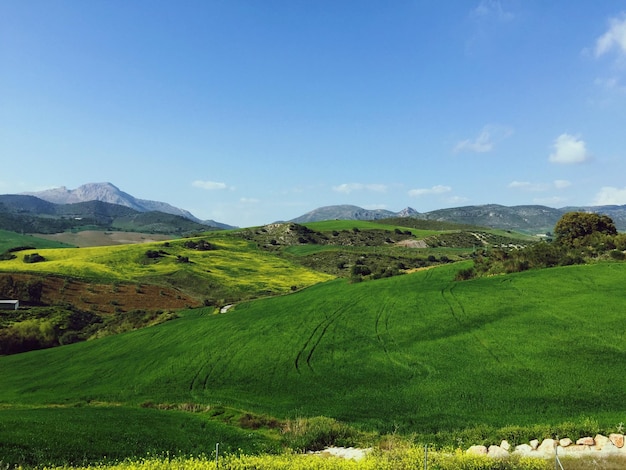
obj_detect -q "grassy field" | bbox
[302,219,444,238]
[0,233,333,302]
[0,229,74,252]
[32,230,174,247]
[2,261,626,466]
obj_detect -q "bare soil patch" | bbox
[3,273,201,313]
[32,231,174,248]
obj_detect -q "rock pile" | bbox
[467,434,626,459]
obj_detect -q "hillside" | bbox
[0,220,535,354]
[2,262,626,464]
[0,232,333,306]
[21,182,199,221]
[292,203,626,233]
[0,195,218,234]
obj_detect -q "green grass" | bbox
[0,229,74,252]
[0,233,333,300]
[302,219,443,238]
[0,404,278,466]
[2,262,626,442]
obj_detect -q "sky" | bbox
[1,0,626,227]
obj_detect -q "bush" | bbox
[455,266,476,281]
[281,416,359,451]
[23,253,45,263]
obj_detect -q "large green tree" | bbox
[554,211,617,248]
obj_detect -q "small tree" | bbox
[554,212,617,248]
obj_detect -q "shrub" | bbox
[281,416,359,451]
[23,253,45,263]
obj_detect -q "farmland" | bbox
[2,259,626,465]
[1,220,625,468]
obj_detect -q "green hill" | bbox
[2,262,625,464]
[0,229,75,252]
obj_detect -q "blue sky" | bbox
[1,1,626,227]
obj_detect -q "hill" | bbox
[292,203,626,233]
[0,195,219,234]
[0,220,535,354]
[2,262,626,464]
[3,182,235,231]
[22,182,200,221]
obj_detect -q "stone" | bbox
[488,445,509,458]
[513,444,533,455]
[499,440,511,451]
[594,434,610,450]
[537,438,556,456]
[529,439,539,450]
[559,438,572,447]
[576,436,595,446]
[466,445,488,455]
[610,433,624,448]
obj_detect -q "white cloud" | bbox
[408,185,452,197]
[548,134,590,164]
[471,0,514,22]
[454,125,512,154]
[332,183,387,194]
[508,181,548,192]
[592,186,626,205]
[240,197,259,204]
[508,180,572,192]
[192,180,229,190]
[595,76,626,94]
[595,14,626,57]
[553,179,572,189]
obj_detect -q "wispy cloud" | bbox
[240,197,259,204]
[192,180,230,190]
[554,179,572,189]
[408,185,452,197]
[508,181,549,192]
[594,13,626,58]
[508,180,572,192]
[470,0,514,22]
[454,125,513,154]
[548,134,590,164]
[332,183,387,194]
[595,76,626,93]
[592,186,626,205]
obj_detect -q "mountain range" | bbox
[0,183,234,234]
[291,203,626,233]
[3,182,626,234]
[22,183,199,221]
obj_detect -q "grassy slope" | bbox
[0,234,333,300]
[302,219,444,238]
[0,405,276,466]
[2,262,625,435]
[0,229,74,252]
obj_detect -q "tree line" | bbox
[456,211,626,280]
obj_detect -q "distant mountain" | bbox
[0,194,224,235]
[290,205,399,223]
[291,203,626,233]
[22,182,201,222]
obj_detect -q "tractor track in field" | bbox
[441,282,503,364]
[375,299,395,357]
[295,297,363,374]
[374,298,431,379]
